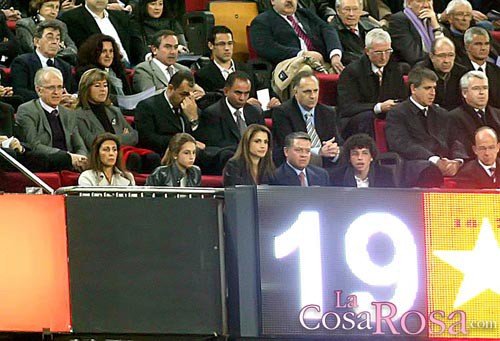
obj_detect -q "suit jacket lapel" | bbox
[284,163,300,185]
[150,61,169,88]
[222,101,240,141]
[58,106,73,149]
[35,100,53,140]
[210,61,226,88]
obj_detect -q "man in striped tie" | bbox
[272,71,342,167]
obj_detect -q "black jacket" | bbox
[145,164,201,187]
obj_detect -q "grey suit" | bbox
[132,59,190,93]
[16,99,87,156]
[75,105,138,150]
[15,17,78,65]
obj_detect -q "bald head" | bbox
[473,127,499,166]
[430,37,456,74]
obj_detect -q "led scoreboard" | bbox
[225,187,500,339]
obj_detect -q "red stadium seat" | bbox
[1,67,11,85]
[125,68,135,88]
[0,172,61,193]
[60,170,80,187]
[246,25,258,60]
[201,175,223,187]
[491,31,500,43]
[124,115,134,125]
[134,173,148,185]
[185,0,210,12]
[264,118,272,130]
[316,73,339,106]
[374,118,388,153]
[6,20,15,32]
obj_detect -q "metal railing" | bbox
[55,186,225,198]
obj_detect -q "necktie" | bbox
[174,107,185,132]
[235,109,247,135]
[50,109,58,117]
[477,66,484,73]
[305,112,321,148]
[350,28,358,36]
[286,15,314,51]
[299,172,307,187]
[422,108,428,117]
[477,109,486,124]
[47,59,54,67]
[167,66,174,78]
[376,69,383,86]
[490,167,496,183]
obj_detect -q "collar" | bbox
[473,106,487,112]
[39,98,59,112]
[163,91,176,112]
[225,97,241,116]
[286,161,307,177]
[213,58,235,74]
[450,26,464,36]
[470,60,486,71]
[35,49,53,66]
[478,159,496,173]
[297,101,315,119]
[37,14,45,21]
[274,9,295,21]
[354,174,370,187]
[152,57,173,70]
[410,96,428,112]
[85,4,108,20]
[370,63,384,75]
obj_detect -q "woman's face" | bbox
[98,41,114,68]
[249,131,269,160]
[39,0,59,20]
[89,79,108,103]
[99,140,118,168]
[175,141,196,171]
[147,0,163,18]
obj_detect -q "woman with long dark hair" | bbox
[223,124,275,186]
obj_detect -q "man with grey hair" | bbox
[337,28,407,138]
[450,71,500,158]
[11,20,75,103]
[463,27,500,108]
[16,67,88,171]
[443,0,500,67]
[330,0,379,65]
[416,36,467,110]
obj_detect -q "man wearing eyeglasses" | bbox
[16,67,88,172]
[337,28,407,139]
[455,127,500,189]
[450,71,500,158]
[416,37,467,111]
[11,20,75,103]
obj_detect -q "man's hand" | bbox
[0,86,13,97]
[192,84,205,100]
[380,99,398,113]
[60,90,77,109]
[70,153,88,171]
[247,97,262,108]
[330,55,344,74]
[1,8,21,21]
[319,137,340,158]
[180,94,198,121]
[195,141,206,150]
[472,10,488,22]
[9,138,23,153]
[436,158,461,177]
[419,8,439,28]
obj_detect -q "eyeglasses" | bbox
[214,41,234,47]
[340,7,360,13]
[452,12,472,19]
[41,85,64,92]
[42,34,61,42]
[369,48,393,56]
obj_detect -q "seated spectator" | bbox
[131,0,188,56]
[268,131,330,186]
[450,71,500,158]
[442,0,500,67]
[223,124,275,186]
[273,70,342,166]
[330,0,379,66]
[195,25,280,110]
[329,133,395,187]
[463,27,500,109]
[337,28,407,138]
[455,127,500,189]
[416,37,467,110]
[249,0,344,73]
[389,0,445,66]
[256,0,335,23]
[15,0,78,65]
[145,133,201,187]
[60,0,144,65]
[133,29,205,103]
[438,0,496,32]
[75,34,132,99]
[75,68,160,173]
[198,71,265,173]
[0,10,20,67]
[385,66,467,187]
[16,67,88,171]
[78,132,135,186]
[11,20,75,102]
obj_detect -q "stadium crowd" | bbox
[0,0,499,189]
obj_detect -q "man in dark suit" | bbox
[450,71,500,158]
[59,0,144,65]
[456,127,500,189]
[330,0,379,66]
[416,37,467,111]
[135,71,203,155]
[389,0,445,66]
[195,25,280,110]
[463,27,500,109]
[249,0,344,73]
[272,71,342,166]
[337,28,407,138]
[269,132,330,186]
[385,67,467,187]
[16,68,88,171]
[256,0,335,23]
[11,20,75,103]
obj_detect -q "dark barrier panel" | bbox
[66,197,223,334]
